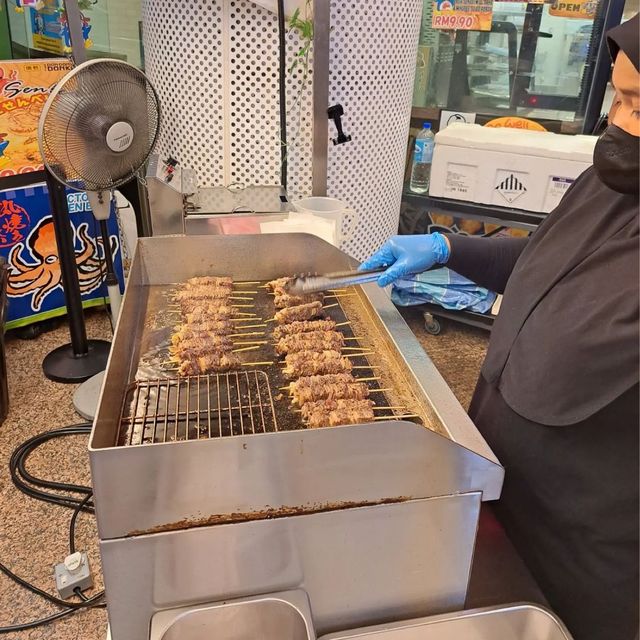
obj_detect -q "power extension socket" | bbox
[55,552,94,599]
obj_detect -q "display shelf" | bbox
[402,192,545,232]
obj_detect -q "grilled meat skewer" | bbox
[273,319,337,341]
[177,352,242,376]
[181,304,244,321]
[288,373,370,405]
[170,335,234,357]
[283,349,352,379]
[172,321,236,344]
[276,330,345,355]
[184,276,234,289]
[274,301,324,325]
[175,287,233,301]
[273,292,324,309]
[300,399,375,428]
[266,276,293,293]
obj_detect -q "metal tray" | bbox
[318,604,573,640]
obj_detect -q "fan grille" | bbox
[40,60,160,191]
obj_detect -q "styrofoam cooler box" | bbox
[429,123,597,213]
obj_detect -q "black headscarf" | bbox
[607,13,639,71]
[480,17,639,426]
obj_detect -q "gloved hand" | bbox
[359,233,450,287]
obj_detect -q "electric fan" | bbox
[38,58,161,385]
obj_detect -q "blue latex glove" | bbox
[359,233,450,287]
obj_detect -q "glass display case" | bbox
[411,0,625,133]
[2,0,143,67]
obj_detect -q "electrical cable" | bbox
[277,0,288,190]
[0,424,106,634]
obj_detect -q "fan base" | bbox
[43,340,111,383]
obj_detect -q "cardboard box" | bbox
[429,123,596,212]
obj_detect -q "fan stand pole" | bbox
[42,170,111,383]
[73,217,122,421]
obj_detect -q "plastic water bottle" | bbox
[410,123,435,194]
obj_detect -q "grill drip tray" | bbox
[119,371,277,446]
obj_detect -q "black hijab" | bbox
[480,16,639,426]
[607,13,639,71]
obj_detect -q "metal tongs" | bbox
[286,268,386,295]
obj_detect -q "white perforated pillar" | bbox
[327,1,423,259]
[142,0,422,259]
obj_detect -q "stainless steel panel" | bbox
[146,177,185,236]
[150,590,315,640]
[101,495,481,640]
[318,604,574,639]
[90,420,500,540]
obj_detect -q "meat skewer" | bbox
[273,319,337,340]
[180,305,254,322]
[300,399,375,428]
[283,349,352,379]
[287,373,371,405]
[175,286,232,300]
[176,352,242,376]
[266,276,293,292]
[273,301,324,325]
[175,288,251,302]
[273,291,324,309]
[275,330,345,355]
[169,335,235,356]
[183,276,234,289]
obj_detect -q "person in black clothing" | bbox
[360,15,639,640]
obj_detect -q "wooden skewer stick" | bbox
[279,352,374,365]
[228,331,265,338]
[278,385,391,393]
[236,281,262,285]
[323,303,340,310]
[233,345,263,353]
[373,414,420,421]
[342,347,372,352]
[243,361,274,367]
[233,340,268,346]
[231,290,258,294]
[328,289,348,293]
[335,321,351,327]
[373,406,408,411]
[353,366,380,370]
[325,293,355,299]
[354,376,380,382]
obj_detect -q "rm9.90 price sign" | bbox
[433,13,475,29]
[432,0,493,31]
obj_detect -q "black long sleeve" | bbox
[446,235,529,294]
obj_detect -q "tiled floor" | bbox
[0,306,488,639]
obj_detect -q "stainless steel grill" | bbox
[120,371,277,446]
[91,235,504,640]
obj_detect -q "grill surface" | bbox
[117,278,423,447]
[120,371,277,446]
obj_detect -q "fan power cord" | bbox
[1,423,106,634]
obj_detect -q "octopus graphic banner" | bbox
[0,182,124,330]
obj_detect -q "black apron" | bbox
[471,166,639,639]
